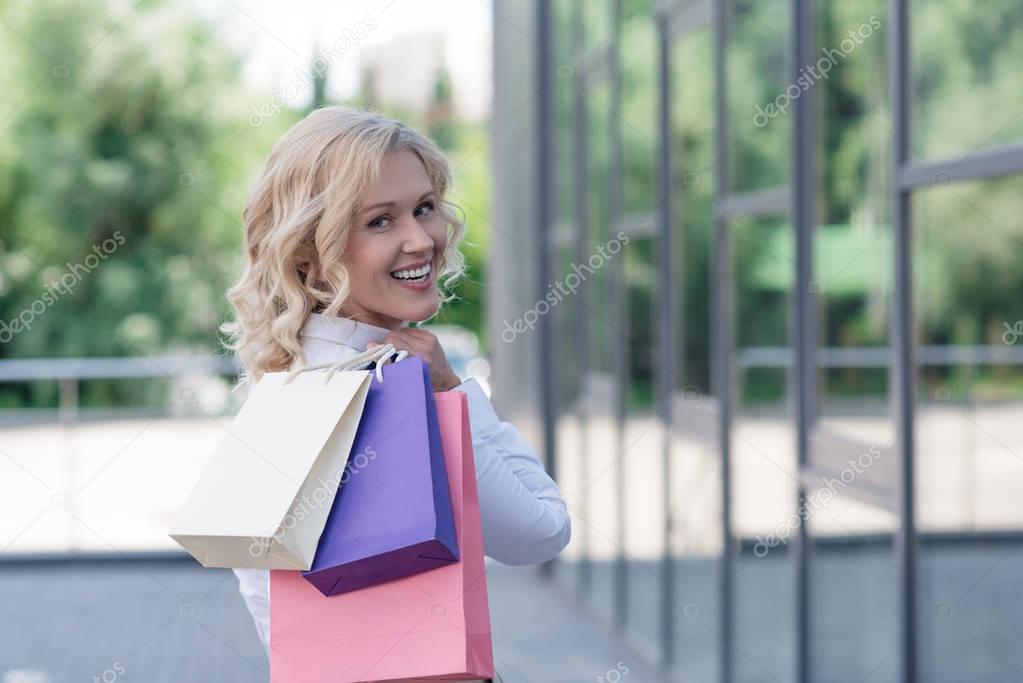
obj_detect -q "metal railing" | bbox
[0,354,240,423]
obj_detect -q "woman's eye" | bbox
[369,202,432,228]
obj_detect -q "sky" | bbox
[191,0,493,120]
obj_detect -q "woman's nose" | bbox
[400,216,435,252]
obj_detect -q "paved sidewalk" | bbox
[0,556,661,683]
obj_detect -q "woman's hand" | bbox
[368,328,462,392]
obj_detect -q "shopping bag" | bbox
[270,390,494,682]
[302,355,458,596]
[169,367,372,569]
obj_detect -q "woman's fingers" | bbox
[386,329,430,351]
[374,329,458,390]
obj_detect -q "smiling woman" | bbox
[220,106,468,383]
[217,106,569,681]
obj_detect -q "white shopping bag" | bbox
[170,367,371,569]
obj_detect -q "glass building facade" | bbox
[489,1,1023,681]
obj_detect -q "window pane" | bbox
[726,0,791,192]
[673,30,716,398]
[625,236,656,413]
[581,0,612,55]
[554,0,577,227]
[914,176,1023,681]
[670,27,723,683]
[581,385,621,627]
[912,1,1023,159]
[622,235,666,661]
[731,213,796,682]
[586,77,614,374]
[553,243,587,596]
[619,7,658,214]
[808,2,899,680]
[578,72,620,628]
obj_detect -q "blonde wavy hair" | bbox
[219,105,467,386]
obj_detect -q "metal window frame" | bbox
[601,0,808,676]
[889,1,918,681]
[898,140,1023,189]
[710,2,735,681]
[536,0,556,580]
[615,212,660,238]
[608,0,629,637]
[569,0,595,599]
[534,0,1023,680]
[790,2,816,681]
[715,186,791,219]
[710,2,810,682]
[887,2,1023,678]
[655,4,676,668]
[548,0,626,626]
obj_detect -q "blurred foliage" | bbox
[0,0,491,408]
[1,0,260,407]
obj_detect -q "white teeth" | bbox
[390,263,432,281]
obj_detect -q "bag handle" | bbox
[283,343,408,385]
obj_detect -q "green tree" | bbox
[0,0,284,406]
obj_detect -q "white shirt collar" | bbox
[299,312,405,351]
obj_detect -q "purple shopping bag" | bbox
[301,355,458,596]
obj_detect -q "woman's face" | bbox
[341,148,448,329]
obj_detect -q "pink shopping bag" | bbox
[269,391,494,682]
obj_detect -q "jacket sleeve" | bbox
[451,378,572,566]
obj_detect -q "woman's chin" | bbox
[392,295,440,324]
